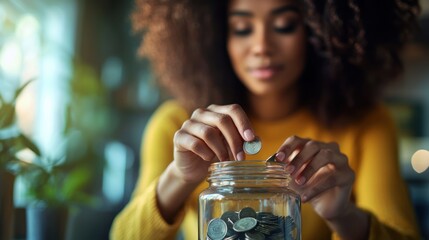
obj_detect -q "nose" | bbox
[251,24,272,56]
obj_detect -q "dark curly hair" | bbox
[132,0,420,126]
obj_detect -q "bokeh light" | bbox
[0,40,22,77]
[411,149,429,173]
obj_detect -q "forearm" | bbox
[156,162,200,224]
[326,203,370,240]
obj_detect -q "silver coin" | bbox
[207,218,228,240]
[232,217,258,232]
[221,211,239,229]
[257,212,275,218]
[224,234,238,240]
[284,216,296,238]
[243,137,262,155]
[239,207,257,219]
[255,225,272,233]
[285,216,295,228]
[265,153,277,163]
[245,230,266,240]
[268,232,285,240]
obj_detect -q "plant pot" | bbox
[26,207,69,240]
[0,170,15,240]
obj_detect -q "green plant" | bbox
[0,81,93,207]
[23,162,93,207]
[0,80,41,170]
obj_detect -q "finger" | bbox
[207,104,256,141]
[191,107,245,160]
[174,129,216,162]
[181,120,230,161]
[288,140,321,175]
[302,173,336,202]
[325,143,349,169]
[327,142,340,151]
[275,135,309,163]
[296,142,349,183]
[301,165,354,202]
[224,138,237,161]
[295,149,333,185]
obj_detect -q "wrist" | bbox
[156,163,199,224]
[325,203,370,240]
[325,201,355,222]
[169,161,204,187]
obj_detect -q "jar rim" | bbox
[209,160,285,167]
[207,160,290,182]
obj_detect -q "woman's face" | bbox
[227,0,306,97]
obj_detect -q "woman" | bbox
[111,0,421,239]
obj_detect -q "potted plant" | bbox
[0,81,40,239]
[19,158,93,240]
[1,80,93,240]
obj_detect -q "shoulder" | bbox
[336,103,397,143]
[338,103,395,130]
[359,103,396,129]
[353,103,398,142]
[146,100,189,132]
[152,100,189,122]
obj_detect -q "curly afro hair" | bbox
[132,0,420,126]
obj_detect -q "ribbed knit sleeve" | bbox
[352,105,420,239]
[366,211,419,240]
[110,179,185,239]
[110,101,189,240]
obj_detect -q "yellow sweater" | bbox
[111,100,420,240]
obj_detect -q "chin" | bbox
[247,86,277,96]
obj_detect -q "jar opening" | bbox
[207,160,290,183]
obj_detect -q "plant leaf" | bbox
[0,152,8,167]
[18,134,41,156]
[6,137,27,156]
[5,158,45,176]
[13,79,34,103]
[62,167,91,201]
[4,158,27,174]
[0,104,15,128]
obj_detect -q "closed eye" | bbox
[274,24,297,34]
[232,28,252,36]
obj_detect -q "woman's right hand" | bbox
[172,104,256,184]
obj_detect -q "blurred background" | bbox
[0,0,428,239]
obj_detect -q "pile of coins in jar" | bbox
[206,207,297,240]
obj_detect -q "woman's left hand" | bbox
[275,135,355,220]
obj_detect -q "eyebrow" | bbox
[229,5,300,17]
[271,5,300,15]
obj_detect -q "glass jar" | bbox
[199,160,301,240]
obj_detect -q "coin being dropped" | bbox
[265,153,277,163]
[243,137,262,155]
[207,218,228,240]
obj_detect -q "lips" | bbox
[248,66,282,80]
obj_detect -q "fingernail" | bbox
[302,195,308,202]
[243,129,255,141]
[276,152,285,162]
[296,176,306,185]
[285,165,295,174]
[236,151,245,161]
